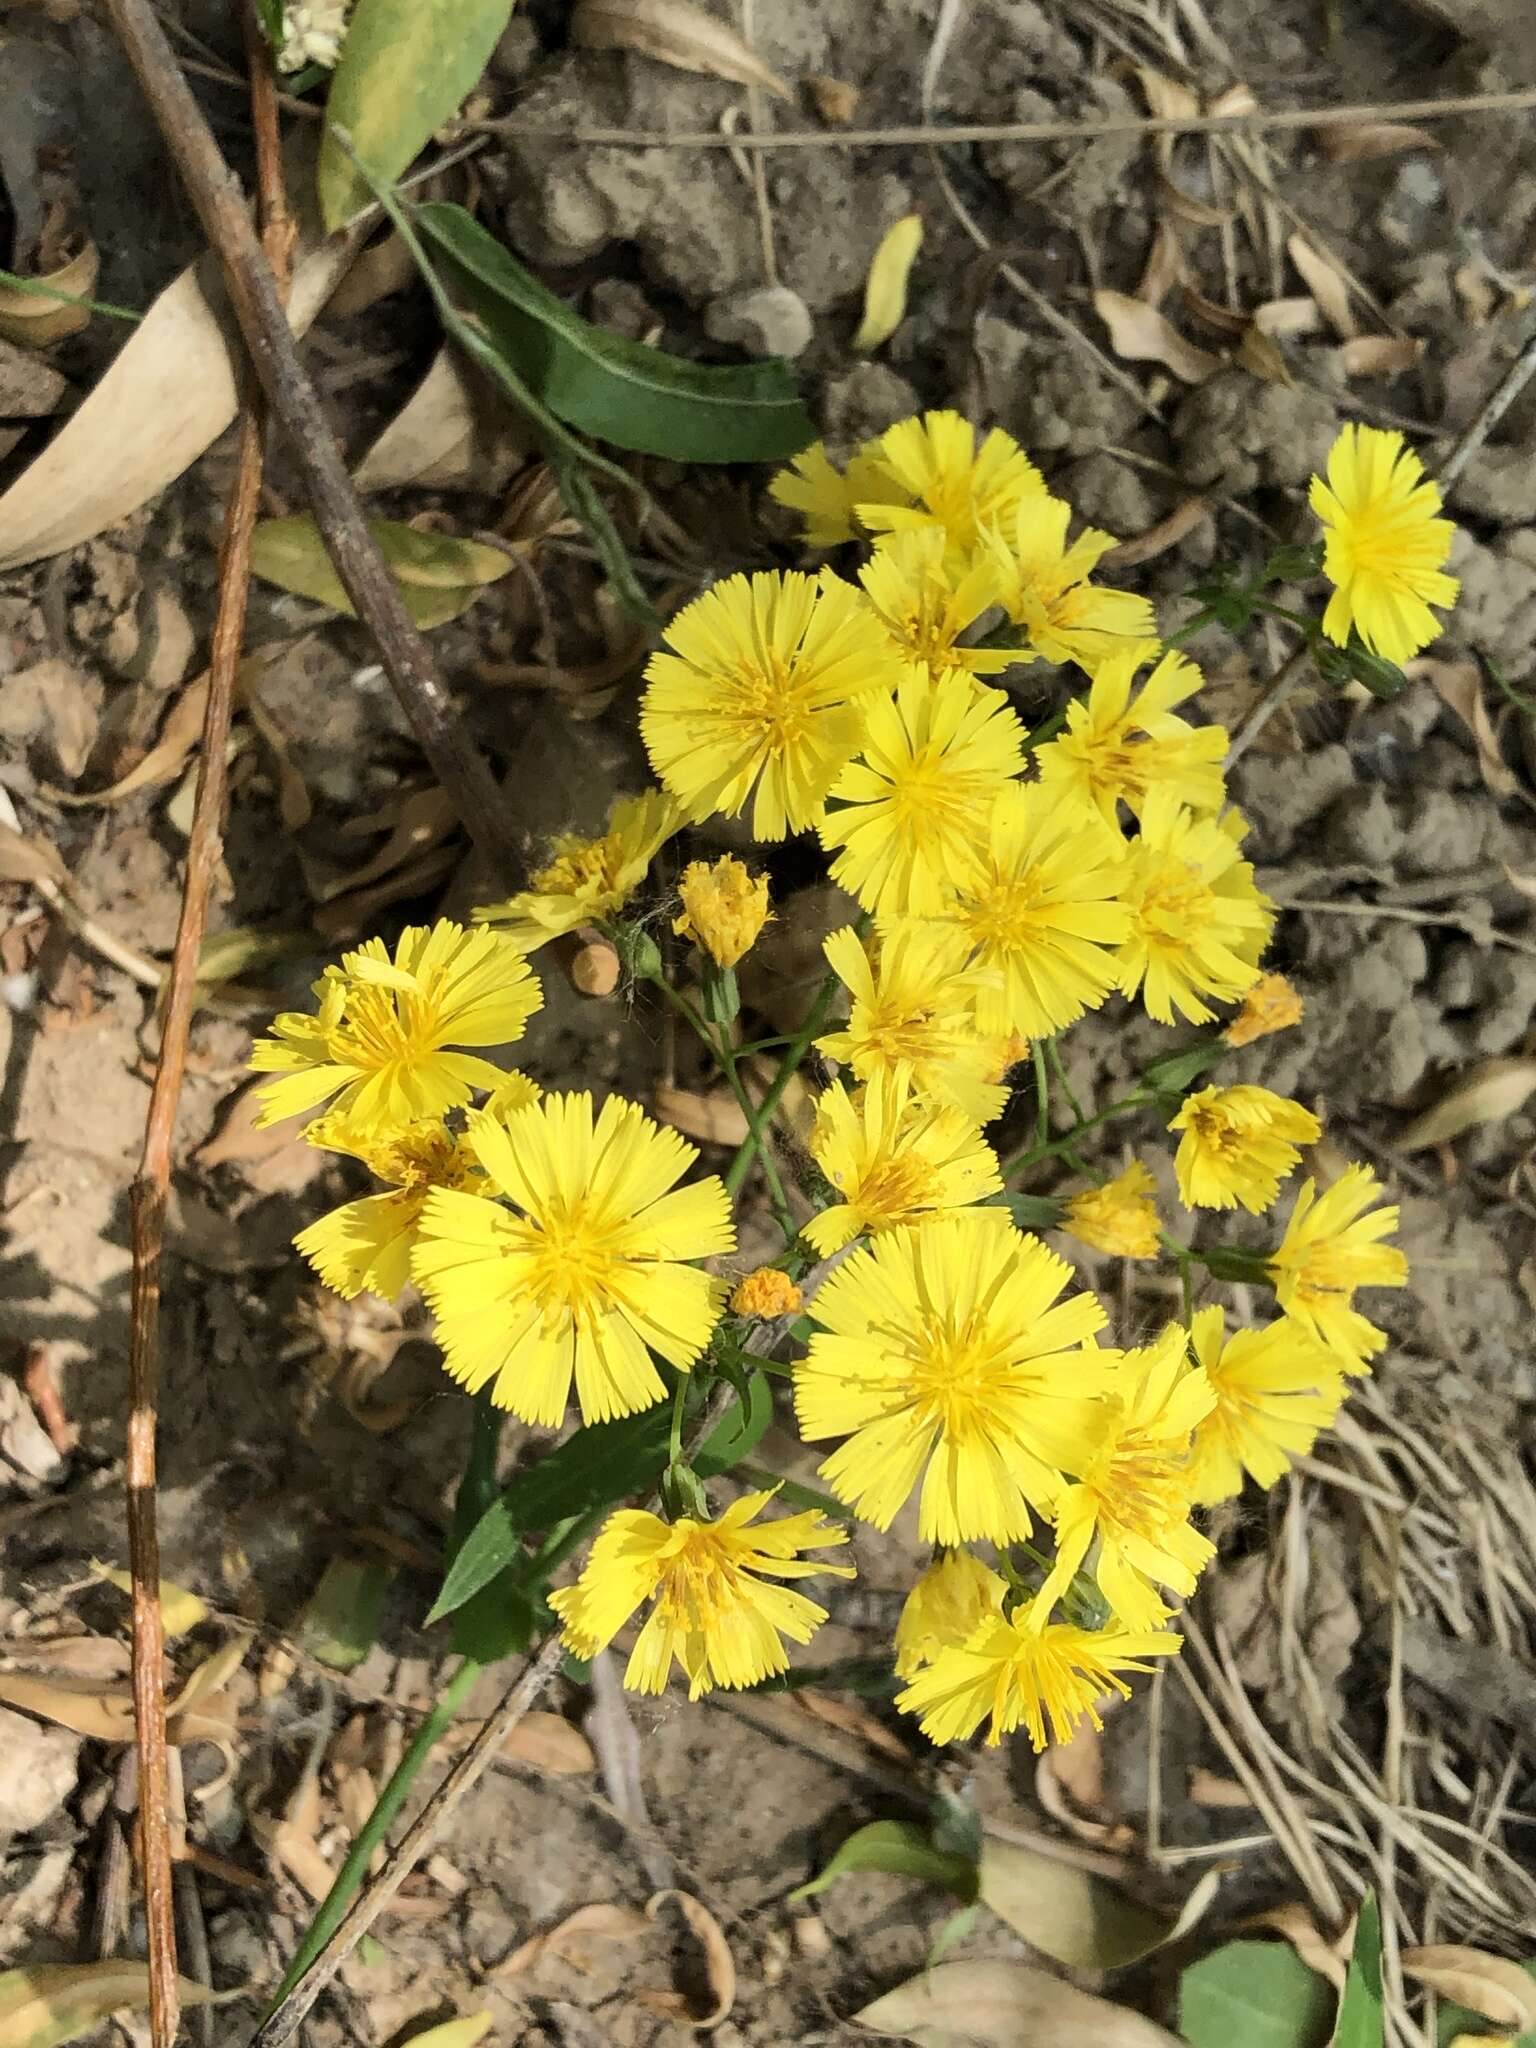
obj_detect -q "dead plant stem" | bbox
[101,0,523,892]
[125,18,288,2043]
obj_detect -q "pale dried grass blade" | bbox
[1100,496,1210,571]
[570,0,791,98]
[1136,220,1185,307]
[1397,1057,1536,1152]
[1094,290,1221,383]
[1287,232,1357,337]
[853,213,923,352]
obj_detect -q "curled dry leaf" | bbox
[320,787,460,903]
[854,214,924,354]
[503,1710,597,1775]
[1397,1057,1536,1153]
[640,1891,736,2028]
[1410,656,1518,800]
[47,674,209,809]
[1094,291,1220,384]
[1181,284,1248,338]
[1137,221,1185,309]
[854,1959,1182,2048]
[1316,121,1439,161]
[497,1901,650,1978]
[0,238,100,350]
[1101,496,1210,572]
[1400,1946,1536,2029]
[1340,334,1424,379]
[571,0,791,99]
[1244,1902,1354,1992]
[0,233,355,572]
[1238,324,1292,385]
[1287,234,1357,339]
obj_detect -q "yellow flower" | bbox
[985,494,1156,666]
[767,438,908,546]
[795,1213,1108,1543]
[1037,1325,1215,1630]
[1035,645,1228,829]
[803,1071,1002,1254]
[295,1114,486,1301]
[475,789,680,949]
[730,1267,802,1318]
[673,856,772,969]
[250,921,543,1130]
[857,529,1013,678]
[859,410,1046,566]
[640,569,903,839]
[1062,1161,1160,1259]
[1310,424,1459,664]
[1115,793,1274,1025]
[1225,971,1304,1047]
[412,1090,734,1424]
[894,1550,1006,1679]
[1268,1164,1407,1373]
[818,666,1027,917]
[913,781,1130,1039]
[1186,1306,1345,1504]
[1169,1084,1320,1214]
[548,1490,853,1698]
[896,1596,1179,1749]
[817,923,1009,1127]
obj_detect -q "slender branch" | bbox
[100,0,523,891]
[1439,326,1536,495]
[1225,642,1312,765]
[460,86,1536,150]
[126,19,288,2044]
[723,959,842,1199]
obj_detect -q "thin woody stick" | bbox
[126,19,290,2043]
[100,0,522,892]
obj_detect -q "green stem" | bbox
[1032,1041,1051,1148]
[1045,1037,1086,1128]
[1001,1091,1149,1179]
[723,956,843,1200]
[1163,603,1219,648]
[650,973,795,1240]
[1022,704,1069,751]
[0,265,142,322]
[267,1656,483,2007]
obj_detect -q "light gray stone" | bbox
[704,285,813,361]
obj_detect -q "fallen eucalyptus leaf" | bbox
[640,1890,735,2028]
[855,1959,1181,2048]
[316,0,518,229]
[1094,290,1220,384]
[1340,334,1424,378]
[0,234,354,571]
[353,344,528,493]
[503,1711,596,1775]
[1287,234,1357,339]
[0,1673,137,1744]
[1397,1056,1536,1152]
[1402,1946,1536,2030]
[1316,122,1439,161]
[571,0,790,98]
[0,1962,232,2048]
[251,513,513,627]
[854,214,924,353]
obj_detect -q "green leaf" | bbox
[695,1368,775,1478]
[251,513,513,627]
[1335,1895,1384,2048]
[789,1820,978,1905]
[255,0,284,50]
[296,1558,393,1672]
[1435,1957,1536,2046]
[1141,1040,1224,1095]
[427,1407,673,1625]
[415,201,815,463]
[1178,1940,1335,2048]
[448,1398,536,1662]
[994,1193,1067,1232]
[317,0,517,230]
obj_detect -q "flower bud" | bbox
[673,857,772,970]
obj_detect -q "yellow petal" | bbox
[854,214,924,352]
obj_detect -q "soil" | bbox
[2,0,1536,2043]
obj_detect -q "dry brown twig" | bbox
[123,15,289,2043]
[102,0,523,894]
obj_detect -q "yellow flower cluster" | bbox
[249,410,1433,1745]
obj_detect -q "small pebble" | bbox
[704,286,814,361]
